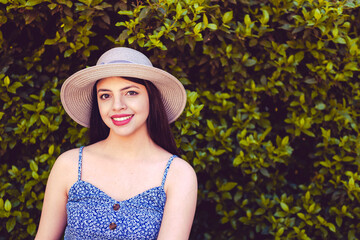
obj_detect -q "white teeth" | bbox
[113,115,132,121]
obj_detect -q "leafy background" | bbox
[1,0,360,239]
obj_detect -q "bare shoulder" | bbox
[52,148,80,171]
[170,157,196,176]
[57,147,81,161]
[49,148,81,192]
[166,156,197,191]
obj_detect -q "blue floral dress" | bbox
[64,146,176,240]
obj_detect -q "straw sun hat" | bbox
[60,47,187,127]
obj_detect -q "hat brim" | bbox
[60,63,187,127]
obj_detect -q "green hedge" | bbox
[1,0,360,239]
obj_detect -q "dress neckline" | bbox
[69,179,165,203]
[73,147,176,203]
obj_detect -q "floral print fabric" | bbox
[64,147,176,240]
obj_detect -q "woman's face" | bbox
[96,76,149,138]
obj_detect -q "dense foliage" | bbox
[1,0,360,239]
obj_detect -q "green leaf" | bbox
[207,24,217,30]
[332,28,338,37]
[8,82,23,93]
[4,76,10,87]
[44,39,55,45]
[260,9,269,25]
[176,2,182,17]
[260,168,270,177]
[254,208,265,215]
[292,15,304,22]
[348,230,356,240]
[280,202,289,212]
[308,203,315,213]
[193,22,202,34]
[139,6,150,20]
[29,160,38,172]
[4,199,11,211]
[219,182,237,191]
[295,51,304,63]
[222,11,233,24]
[207,120,214,130]
[343,156,354,162]
[48,145,54,155]
[297,212,306,220]
[328,223,336,232]
[32,171,39,179]
[274,211,287,217]
[304,78,316,84]
[281,136,289,146]
[203,13,208,26]
[244,58,257,67]
[315,103,326,110]
[118,10,133,16]
[118,29,129,41]
[314,9,321,20]
[188,91,198,103]
[23,104,37,112]
[78,0,92,6]
[28,114,39,128]
[334,37,346,44]
[64,49,73,58]
[47,3,57,10]
[27,223,37,236]
[344,62,358,71]
[40,115,50,125]
[277,227,284,236]
[244,14,251,26]
[25,0,43,6]
[335,216,342,227]
[303,129,315,137]
[6,217,16,232]
[45,106,58,113]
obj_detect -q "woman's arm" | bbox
[157,158,198,240]
[35,150,78,240]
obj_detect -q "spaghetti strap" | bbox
[161,155,177,188]
[78,146,84,181]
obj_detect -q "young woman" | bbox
[35,47,198,240]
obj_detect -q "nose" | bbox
[112,95,127,111]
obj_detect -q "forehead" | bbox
[97,76,146,90]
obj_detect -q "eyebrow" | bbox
[97,85,140,93]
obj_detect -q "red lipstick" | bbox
[111,114,133,126]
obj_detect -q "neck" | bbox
[97,129,157,161]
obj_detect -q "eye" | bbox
[99,93,110,100]
[126,90,138,96]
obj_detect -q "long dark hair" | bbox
[89,77,179,155]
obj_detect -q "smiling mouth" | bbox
[112,115,133,121]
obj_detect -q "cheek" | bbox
[144,101,150,118]
[142,96,150,117]
[97,100,110,119]
[133,99,149,116]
